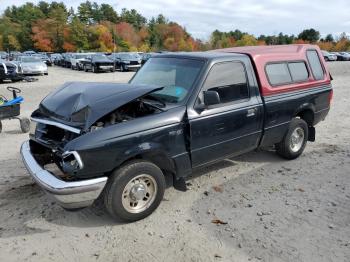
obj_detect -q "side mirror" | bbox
[204,90,220,106]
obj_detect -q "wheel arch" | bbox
[294,104,315,126]
[113,143,177,182]
[294,104,316,141]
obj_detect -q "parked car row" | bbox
[52,52,146,73]
[0,53,49,83]
[322,50,350,61]
[0,59,24,83]
[1,50,168,77]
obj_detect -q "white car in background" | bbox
[70,53,95,70]
[321,50,337,61]
[15,56,48,75]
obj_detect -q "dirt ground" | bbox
[0,63,349,262]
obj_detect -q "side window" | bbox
[306,50,324,80]
[202,62,249,104]
[288,62,309,82]
[266,63,291,86]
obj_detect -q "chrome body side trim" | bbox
[31,117,81,134]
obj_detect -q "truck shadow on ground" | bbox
[2,145,338,238]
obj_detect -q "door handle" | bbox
[247,108,257,117]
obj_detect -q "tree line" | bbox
[0,1,349,53]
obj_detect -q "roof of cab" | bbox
[215,44,316,58]
[153,51,246,61]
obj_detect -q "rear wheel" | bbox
[104,160,166,222]
[276,118,308,160]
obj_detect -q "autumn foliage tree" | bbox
[1,1,349,53]
[32,19,54,51]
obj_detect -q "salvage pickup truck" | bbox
[21,45,332,222]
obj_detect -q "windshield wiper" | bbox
[142,94,166,109]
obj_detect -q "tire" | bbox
[104,160,166,222]
[276,118,308,160]
[0,121,2,133]
[44,72,48,75]
[120,64,125,72]
[92,65,98,73]
[20,118,31,133]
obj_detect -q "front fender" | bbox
[119,142,176,173]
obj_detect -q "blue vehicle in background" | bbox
[0,86,30,133]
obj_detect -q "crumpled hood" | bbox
[37,82,162,130]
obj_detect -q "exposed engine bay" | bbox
[90,99,162,132]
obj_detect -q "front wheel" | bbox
[92,65,98,73]
[104,160,166,222]
[276,118,308,160]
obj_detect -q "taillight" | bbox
[328,89,333,105]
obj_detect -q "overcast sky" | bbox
[2,0,349,40]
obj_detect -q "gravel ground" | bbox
[0,63,349,262]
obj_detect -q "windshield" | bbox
[130,57,204,104]
[93,54,107,60]
[20,56,41,62]
[120,53,140,60]
[75,54,88,59]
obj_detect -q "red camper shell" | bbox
[216,44,332,96]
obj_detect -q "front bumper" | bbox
[22,69,48,75]
[20,141,107,209]
[125,64,141,69]
[98,65,114,71]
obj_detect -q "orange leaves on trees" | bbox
[138,26,149,41]
[317,41,334,52]
[115,22,140,48]
[89,24,115,52]
[62,27,76,52]
[63,42,75,52]
[0,35,3,50]
[32,19,54,52]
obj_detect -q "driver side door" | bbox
[188,60,263,168]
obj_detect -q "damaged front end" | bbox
[28,82,164,179]
[22,82,167,208]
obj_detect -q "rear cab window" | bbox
[265,61,309,87]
